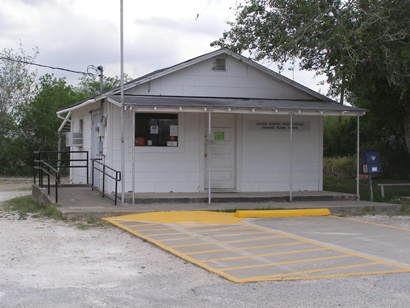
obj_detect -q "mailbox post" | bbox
[362,150,382,201]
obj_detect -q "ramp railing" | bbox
[33,150,89,203]
[91,158,122,205]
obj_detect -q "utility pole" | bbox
[97,66,103,93]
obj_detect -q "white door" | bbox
[205,114,235,190]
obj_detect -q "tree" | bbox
[19,74,78,152]
[75,73,132,98]
[0,43,38,118]
[212,0,410,156]
[0,44,38,174]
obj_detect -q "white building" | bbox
[57,49,365,202]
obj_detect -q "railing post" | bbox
[33,153,37,185]
[47,168,50,195]
[102,164,106,199]
[39,160,43,187]
[86,151,89,184]
[55,178,59,204]
[91,159,95,190]
[114,172,118,205]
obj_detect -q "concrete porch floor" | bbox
[33,185,402,218]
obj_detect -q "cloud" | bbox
[0,0,325,93]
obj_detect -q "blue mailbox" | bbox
[362,150,382,174]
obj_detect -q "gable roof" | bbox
[57,48,366,116]
[111,48,333,102]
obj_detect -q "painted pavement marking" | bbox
[104,211,410,283]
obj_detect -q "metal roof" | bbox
[108,94,366,116]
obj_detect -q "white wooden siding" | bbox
[240,115,322,192]
[127,56,314,100]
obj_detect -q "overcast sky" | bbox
[1,0,326,93]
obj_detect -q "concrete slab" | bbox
[105,211,410,283]
[36,185,402,218]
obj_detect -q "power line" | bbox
[0,56,93,76]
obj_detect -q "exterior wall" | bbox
[69,101,104,185]
[239,114,323,192]
[107,109,202,193]
[127,56,314,100]
[103,110,323,193]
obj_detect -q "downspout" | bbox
[57,111,72,172]
[208,111,212,204]
[132,111,135,205]
[120,0,125,203]
[356,115,360,200]
[289,113,294,202]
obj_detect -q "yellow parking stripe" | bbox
[267,261,383,278]
[185,241,302,256]
[221,254,351,272]
[203,247,328,263]
[143,226,256,237]
[170,235,282,248]
[158,230,275,241]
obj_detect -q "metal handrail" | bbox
[34,150,89,184]
[91,158,122,205]
[33,150,89,204]
[33,160,60,203]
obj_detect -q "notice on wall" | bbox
[167,141,178,147]
[249,121,310,131]
[170,125,178,136]
[150,125,159,134]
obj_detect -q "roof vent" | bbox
[212,59,226,71]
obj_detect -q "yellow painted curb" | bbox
[235,208,330,218]
[106,211,243,224]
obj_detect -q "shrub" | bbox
[323,156,357,178]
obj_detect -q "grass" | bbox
[1,196,65,220]
[324,176,410,216]
[323,176,410,203]
[0,195,110,229]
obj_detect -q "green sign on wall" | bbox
[214,132,225,141]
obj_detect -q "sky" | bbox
[1,0,326,93]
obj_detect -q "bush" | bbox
[323,156,357,178]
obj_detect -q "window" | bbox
[135,113,178,147]
[213,58,226,71]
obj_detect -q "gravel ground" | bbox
[1,179,410,307]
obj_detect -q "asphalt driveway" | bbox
[251,216,410,268]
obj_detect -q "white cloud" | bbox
[1,0,327,94]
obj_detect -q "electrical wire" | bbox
[0,56,93,76]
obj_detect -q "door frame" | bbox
[204,113,237,191]
[91,111,101,188]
